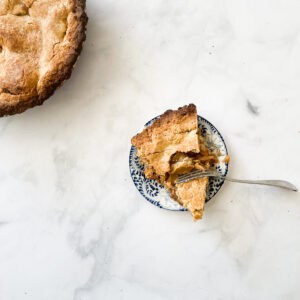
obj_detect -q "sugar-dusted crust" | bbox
[0,0,87,116]
[132,104,221,220]
[176,177,208,220]
[132,104,198,153]
[163,158,209,220]
[131,104,200,175]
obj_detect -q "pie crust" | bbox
[132,104,218,220]
[0,0,87,116]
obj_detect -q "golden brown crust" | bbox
[0,0,88,116]
[176,177,208,220]
[131,104,200,175]
[132,104,198,152]
[132,104,218,220]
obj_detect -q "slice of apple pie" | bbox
[131,104,218,220]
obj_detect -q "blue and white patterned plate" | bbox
[129,115,229,211]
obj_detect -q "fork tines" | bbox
[176,170,215,184]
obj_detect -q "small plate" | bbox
[129,115,229,211]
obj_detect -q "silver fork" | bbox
[176,170,298,191]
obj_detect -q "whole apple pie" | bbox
[0,0,87,116]
[131,104,219,220]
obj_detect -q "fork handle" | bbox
[222,176,298,191]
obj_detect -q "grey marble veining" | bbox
[0,0,300,299]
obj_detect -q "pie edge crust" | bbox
[0,0,88,116]
[132,104,214,220]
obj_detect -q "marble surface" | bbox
[1,0,300,299]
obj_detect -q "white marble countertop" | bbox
[1,0,300,299]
